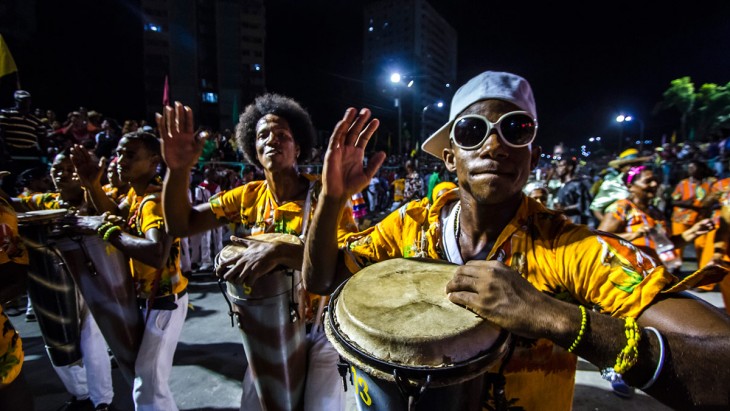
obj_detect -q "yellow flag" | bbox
[0,34,18,78]
[670,130,677,144]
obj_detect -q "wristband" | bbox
[567,305,587,353]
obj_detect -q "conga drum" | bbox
[54,215,144,385]
[326,258,511,411]
[215,233,307,411]
[17,209,82,366]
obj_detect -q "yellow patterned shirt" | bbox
[0,305,23,388]
[0,198,28,266]
[343,188,719,410]
[123,187,186,298]
[0,200,25,387]
[209,174,358,323]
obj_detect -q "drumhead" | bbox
[17,209,69,224]
[330,258,506,379]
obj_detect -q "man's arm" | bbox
[105,226,172,269]
[447,260,730,408]
[157,102,221,237]
[302,108,385,295]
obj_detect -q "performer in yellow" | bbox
[158,95,356,411]
[303,70,730,410]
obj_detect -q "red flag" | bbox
[162,75,169,106]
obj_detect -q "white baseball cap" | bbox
[421,70,537,159]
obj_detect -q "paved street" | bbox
[9,249,724,411]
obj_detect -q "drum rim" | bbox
[326,278,511,383]
[17,208,69,223]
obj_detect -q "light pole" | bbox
[390,72,403,154]
[421,101,444,143]
[616,114,645,153]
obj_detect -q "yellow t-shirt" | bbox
[123,187,186,298]
[391,178,405,202]
[208,174,357,323]
[343,189,715,410]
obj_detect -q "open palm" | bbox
[157,101,205,170]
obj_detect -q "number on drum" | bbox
[351,366,373,406]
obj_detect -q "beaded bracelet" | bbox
[639,327,665,391]
[567,305,587,353]
[97,222,115,236]
[601,316,641,384]
[103,225,122,241]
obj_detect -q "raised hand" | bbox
[70,144,105,188]
[156,101,205,171]
[322,108,386,198]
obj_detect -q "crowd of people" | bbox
[0,69,729,411]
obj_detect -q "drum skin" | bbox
[215,233,307,411]
[18,209,82,367]
[326,258,510,411]
[54,227,143,386]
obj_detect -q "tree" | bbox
[656,77,730,142]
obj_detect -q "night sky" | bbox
[5,0,730,154]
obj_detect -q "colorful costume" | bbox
[342,188,718,410]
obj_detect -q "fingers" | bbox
[329,108,357,150]
[445,270,480,294]
[174,102,185,134]
[354,117,379,149]
[364,151,387,180]
[184,105,194,134]
[156,113,167,141]
[344,108,371,146]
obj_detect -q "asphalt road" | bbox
[9,249,724,411]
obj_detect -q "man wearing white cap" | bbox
[303,70,730,410]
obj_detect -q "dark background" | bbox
[3,0,730,152]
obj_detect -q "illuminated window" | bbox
[202,92,218,103]
[145,23,162,32]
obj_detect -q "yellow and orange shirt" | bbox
[604,198,670,252]
[208,174,357,323]
[122,186,186,298]
[342,188,720,410]
[671,178,710,225]
[0,198,28,266]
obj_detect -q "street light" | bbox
[421,101,444,143]
[390,72,403,154]
[616,114,645,153]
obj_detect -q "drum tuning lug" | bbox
[336,359,349,392]
[289,303,299,323]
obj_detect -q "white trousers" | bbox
[179,237,191,273]
[240,327,346,411]
[133,293,188,411]
[189,227,223,266]
[53,307,114,407]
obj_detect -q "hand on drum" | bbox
[322,108,386,198]
[445,260,554,340]
[62,212,124,235]
[216,236,286,285]
[156,101,206,171]
[70,144,105,187]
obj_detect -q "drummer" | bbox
[70,131,188,411]
[6,150,115,411]
[158,95,356,410]
[303,70,730,410]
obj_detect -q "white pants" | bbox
[179,237,191,273]
[53,307,114,407]
[189,227,223,266]
[133,293,188,411]
[240,327,346,411]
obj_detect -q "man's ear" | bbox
[530,145,542,171]
[443,148,456,173]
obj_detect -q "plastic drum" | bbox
[17,209,82,366]
[215,233,307,411]
[326,258,510,411]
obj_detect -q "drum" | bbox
[326,258,511,411]
[54,216,144,385]
[215,233,307,411]
[17,209,82,367]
